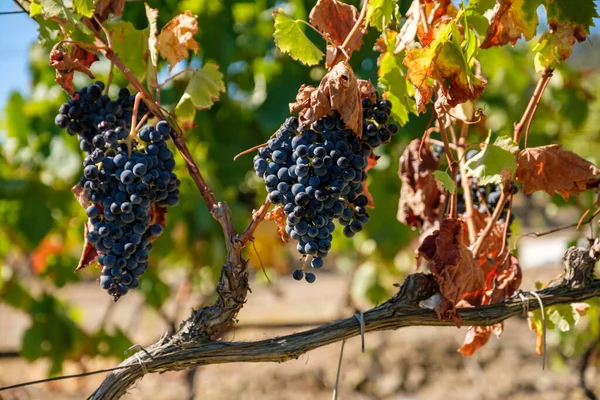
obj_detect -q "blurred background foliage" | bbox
[0,0,599,375]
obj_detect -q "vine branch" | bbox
[513,68,554,146]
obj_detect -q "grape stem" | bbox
[239,199,272,246]
[233,141,269,161]
[126,92,144,156]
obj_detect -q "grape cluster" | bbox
[55,82,180,300]
[254,97,398,282]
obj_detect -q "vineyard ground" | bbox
[0,232,597,400]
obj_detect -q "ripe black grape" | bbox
[55,82,179,301]
[254,97,399,282]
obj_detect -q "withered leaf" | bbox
[418,218,484,324]
[394,0,419,54]
[94,0,125,21]
[289,63,362,136]
[481,0,538,49]
[362,153,379,208]
[309,0,363,67]
[458,253,521,356]
[50,45,96,96]
[76,223,99,271]
[31,235,64,274]
[357,79,377,103]
[151,204,168,228]
[158,10,200,71]
[423,0,458,26]
[72,183,98,271]
[265,206,290,243]
[458,324,503,356]
[397,139,444,231]
[515,144,600,200]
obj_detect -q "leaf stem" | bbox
[513,68,553,147]
[158,68,196,90]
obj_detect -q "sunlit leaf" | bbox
[465,133,518,186]
[73,0,95,18]
[157,10,200,71]
[175,62,225,129]
[273,8,324,66]
[109,21,149,82]
[433,170,456,194]
[366,0,395,31]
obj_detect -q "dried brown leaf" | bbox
[309,0,363,67]
[572,302,591,318]
[50,45,96,96]
[418,219,485,325]
[362,153,379,208]
[265,206,290,243]
[158,11,200,71]
[76,223,99,271]
[481,0,537,49]
[397,139,444,231]
[289,63,362,136]
[515,144,600,200]
[394,0,420,54]
[458,325,492,356]
[72,183,99,271]
[357,79,377,103]
[94,0,125,21]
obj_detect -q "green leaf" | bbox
[73,0,94,18]
[465,133,518,185]
[378,33,417,125]
[0,279,35,310]
[108,21,149,83]
[5,92,29,146]
[176,62,226,113]
[138,269,170,309]
[37,0,78,25]
[174,96,197,130]
[463,0,494,35]
[433,171,456,194]
[272,8,324,66]
[89,328,133,358]
[544,0,598,33]
[366,0,395,31]
[351,261,389,305]
[549,304,577,332]
[33,16,61,46]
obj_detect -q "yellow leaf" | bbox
[403,21,486,113]
[158,10,200,71]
